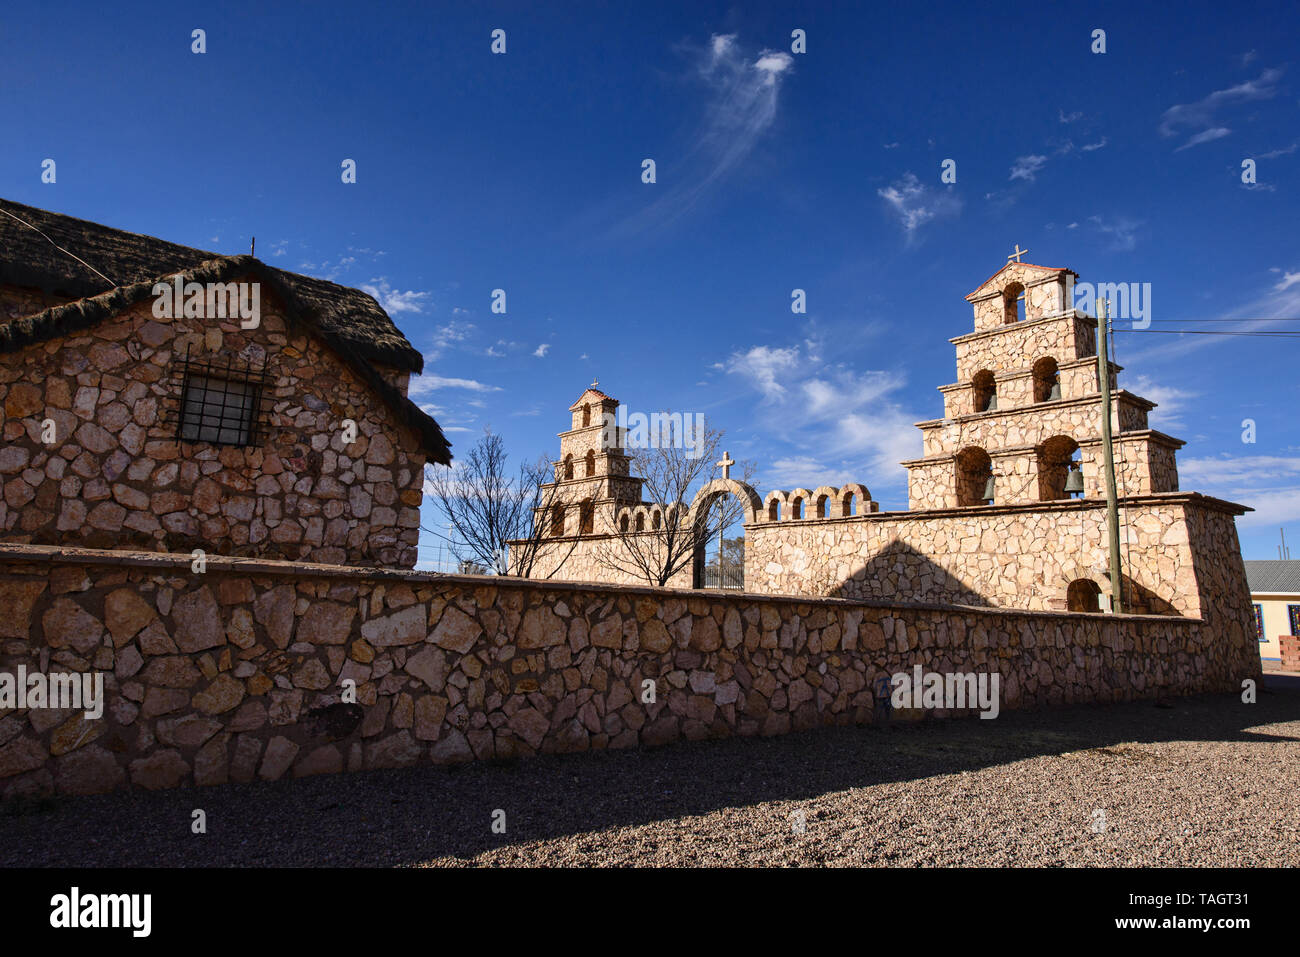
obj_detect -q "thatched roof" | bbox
[0,199,450,464]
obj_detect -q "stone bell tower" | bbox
[537,384,643,536]
[901,257,1183,510]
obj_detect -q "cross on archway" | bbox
[717,450,734,480]
[1007,244,1029,263]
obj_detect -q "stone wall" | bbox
[939,357,1105,418]
[523,530,695,590]
[955,312,1096,380]
[903,429,1180,510]
[744,492,1254,630]
[967,262,1077,332]
[918,393,1150,458]
[0,543,1257,799]
[0,278,425,567]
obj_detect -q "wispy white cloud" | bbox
[1179,454,1300,528]
[409,375,503,400]
[1119,269,1300,365]
[1080,136,1108,152]
[1182,454,1300,486]
[422,320,476,364]
[1059,109,1083,124]
[724,345,801,399]
[1128,374,1197,432]
[1275,270,1300,292]
[296,246,387,282]
[362,278,431,314]
[1260,142,1298,159]
[764,456,861,490]
[877,172,962,240]
[721,338,920,484]
[1175,127,1232,151]
[1088,214,1143,251]
[533,343,550,358]
[1009,154,1048,181]
[610,34,794,236]
[1159,68,1282,149]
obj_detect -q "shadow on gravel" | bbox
[3,677,1296,867]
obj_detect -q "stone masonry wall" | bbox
[0,543,1256,800]
[904,433,1178,510]
[919,395,1150,458]
[940,357,1104,418]
[955,312,1096,381]
[0,278,425,567]
[524,530,695,590]
[744,494,1251,623]
[969,263,1072,331]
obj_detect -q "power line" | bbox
[1136,317,1300,323]
[1113,329,1300,338]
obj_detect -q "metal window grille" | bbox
[1289,604,1300,638]
[1254,604,1264,642]
[700,565,744,590]
[172,346,269,447]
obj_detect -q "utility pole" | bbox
[1097,297,1124,613]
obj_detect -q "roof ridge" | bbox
[965,261,1077,300]
[0,253,450,464]
[0,198,423,372]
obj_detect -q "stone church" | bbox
[0,199,450,568]
[525,259,1255,656]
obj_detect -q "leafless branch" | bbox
[593,418,757,587]
[423,428,579,577]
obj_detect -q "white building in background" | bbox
[1245,560,1300,669]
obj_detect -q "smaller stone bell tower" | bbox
[536,384,643,537]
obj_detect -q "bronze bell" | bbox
[1048,381,1061,401]
[1064,464,1085,496]
[985,393,998,411]
[981,475,996,502]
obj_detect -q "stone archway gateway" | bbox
[689,470,762,590]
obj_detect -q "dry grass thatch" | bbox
[0,199,449,464]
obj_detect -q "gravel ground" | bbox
[3,674,1297,867]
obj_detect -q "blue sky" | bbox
[3,0,1298,561]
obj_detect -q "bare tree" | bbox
[594,416,757,587]
[424,428,579,577]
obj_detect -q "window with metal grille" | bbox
[173,349,268,447]
[1289,604,1300,637]
[1254,604,1264,641]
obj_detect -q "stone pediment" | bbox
[568,387,616,411]
[965,261,1076,301]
